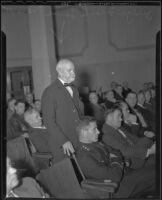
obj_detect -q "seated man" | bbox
[135,91,155,132]
[75,117,156,198]
[125,91,148,128]
[6,156,49,197]
[102,107,155,169]
[24,108,50,153]
[7,99,30,140]
[117,101,155,139]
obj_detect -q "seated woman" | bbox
[7,97,16,120]
[25,92,35,111]
[114,85,125,101]
[6,156,49,198]
[104,90,116,109]
[87,92,105,131]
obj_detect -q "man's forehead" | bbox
[114,109,121,116]
[89,121,97,128]
[64,63,74,70]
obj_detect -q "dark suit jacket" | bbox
[41,79,84,162]
[76,141,124,182]
[102,124,153,168]
[104,100,115,109]
[76,141,155,198]
[122,121,145,138]
[135,104,155,132]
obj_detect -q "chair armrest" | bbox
[32,152,53,160]
[82,179,118,188]
[81,179,117,198]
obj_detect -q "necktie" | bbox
[64,83,74,87]
[118,129,134,146]
[64,83,73,97]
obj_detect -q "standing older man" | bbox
[41,59,84,163]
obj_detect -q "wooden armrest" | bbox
[32,152,53,160]
[81,179,117,197]
[82,179,118,188]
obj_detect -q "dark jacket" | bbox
[102,124,153,168]
[41,79,84,162]
[76,141,124,182]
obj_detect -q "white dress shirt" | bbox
[58,78,73,97]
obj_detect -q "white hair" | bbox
[56,59,74,75]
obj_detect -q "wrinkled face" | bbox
[30,111,42,127]
[8,99,16,112]
[61,63,75,83]
[85,122,100,143]
[126,93,137,108]
[110,110,122,129]
[137,93,145,105]
[6,157,18,194]
[89,93,98,104]
[15,102,25,115]
[144,91,151,102]
[121,103,130,120]
[34,101,41,112]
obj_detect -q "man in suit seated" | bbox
[116,101,155,139]
[24,108,50,153]
[136,91,155,132]
[102,106,155,169]
[7,97,16,120]
[125,91,148,129]
[6,156,49,198]
[75,116,156,198]
[7,99,30,141]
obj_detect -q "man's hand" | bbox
[144,131,155,138]
[62,141,75,156]
[147,143,156,157]
[22,132,29,138]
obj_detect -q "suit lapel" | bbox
[56,79,81,116]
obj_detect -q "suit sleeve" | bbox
[102,134,147,160]
[77,153,123,183]
[41,88,68,151]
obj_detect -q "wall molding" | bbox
[106,7,156,52]
[52,6,89,59]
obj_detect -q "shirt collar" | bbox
[58,78,65,85]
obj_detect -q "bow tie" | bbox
[64,83,74,87]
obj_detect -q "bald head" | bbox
[56,59,76,83]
